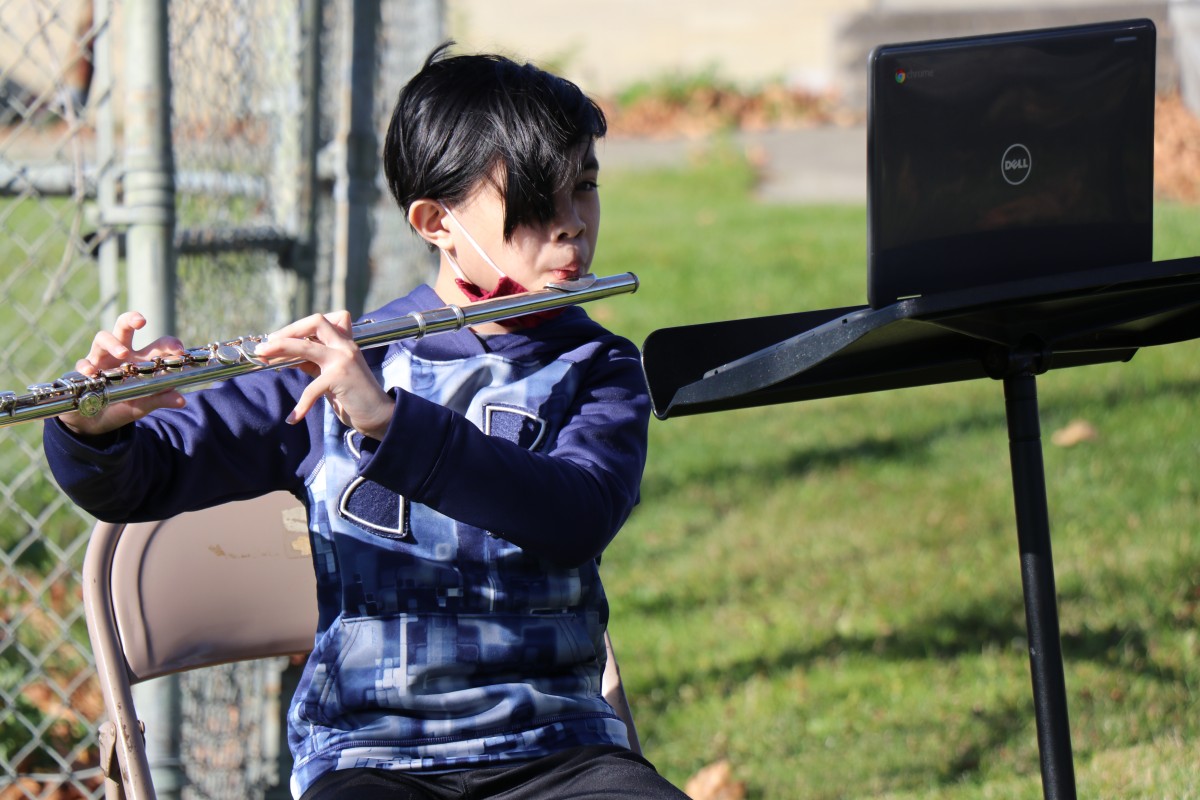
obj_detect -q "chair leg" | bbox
[99,719,144,800]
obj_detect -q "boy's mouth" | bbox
[550,266,585,282]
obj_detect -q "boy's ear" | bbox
[407,199,452,249]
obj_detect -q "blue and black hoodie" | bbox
[44,283,651,797]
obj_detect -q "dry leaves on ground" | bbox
[606,83,1200,208]
[684,760,747,800]
[1051,419,1099,448]
[1155,94,1200,204]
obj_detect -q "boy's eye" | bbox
[576,179,600,192]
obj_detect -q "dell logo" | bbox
[1001,143,1032,185]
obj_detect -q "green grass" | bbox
[4,152,1198,794]
[590,152,1200,798]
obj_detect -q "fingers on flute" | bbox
[254,335,323,366]
[86,329,133,369]
[259,313,355,364]
[114,310,146,340]
[270,312,352,344]
[268,312,324,340]
[324,310,353,332]
[144,389,187,413]
[85,312,184,371]
[121,390,187,420]
[61,389,186,437]
[287,382,327,425]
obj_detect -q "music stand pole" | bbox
[1001,359,1077,800]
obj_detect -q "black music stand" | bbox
[641,255,1200,800]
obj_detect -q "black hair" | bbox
[383,43,607,241]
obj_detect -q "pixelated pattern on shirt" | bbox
[290,343,627,797]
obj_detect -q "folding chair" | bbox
[82,491,640,800]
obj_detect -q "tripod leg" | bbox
[1003,372,1077,800]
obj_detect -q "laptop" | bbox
[866,19,1156,308]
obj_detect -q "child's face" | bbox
[446,144,601,293]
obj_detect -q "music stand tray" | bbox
[641,255,1200,800]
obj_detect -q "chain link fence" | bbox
[1,2,109,796]
[0,1,442,797]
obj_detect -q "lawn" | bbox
[591,152,1200,798]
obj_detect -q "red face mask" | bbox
[443,203,565,328]
[454,275,526,303]
[455,276,565,328]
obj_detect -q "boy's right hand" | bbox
[59,311,188,437]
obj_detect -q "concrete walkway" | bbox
[599,124,867,205]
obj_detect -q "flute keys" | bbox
[238,339,270,366]
[27,383,59,401]
[77,391,108,417]
[56,372,109,417]
[214,344,243,365]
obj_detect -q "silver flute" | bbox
[0,272,638,428]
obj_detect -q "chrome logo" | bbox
[1001,143,1032,186]
[895,69,907,84]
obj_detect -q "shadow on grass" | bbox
[632,591,1185,755]
[642,403,1009,501]
[648,596,1168,687]
[643,372,1200,504]
[631,371,1200,794]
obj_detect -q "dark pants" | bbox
[298,745,690,800]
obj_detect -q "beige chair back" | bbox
[82,491,638,800]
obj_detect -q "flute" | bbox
[0,272,638,428]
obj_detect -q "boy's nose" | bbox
[553,197,586,240]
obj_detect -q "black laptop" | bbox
[866,19,1156,308]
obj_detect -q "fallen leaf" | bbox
[1050,419,1098,447]
[684,760,746,800]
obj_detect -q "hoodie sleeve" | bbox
[42,368,320,523]
[355,336,651,568]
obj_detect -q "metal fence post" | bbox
[293,0,325,317]
[123,0,184,797]
[122,0,177,341]
[332,0,381,319]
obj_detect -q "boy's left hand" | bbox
[252,311,393,440]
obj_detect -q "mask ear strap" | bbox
[440,202,507,278]
[440,244,470,284]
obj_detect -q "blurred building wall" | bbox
[446,0,1182,109]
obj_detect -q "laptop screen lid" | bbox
[866,19,1155,309]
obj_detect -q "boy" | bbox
[45,45,687,799]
